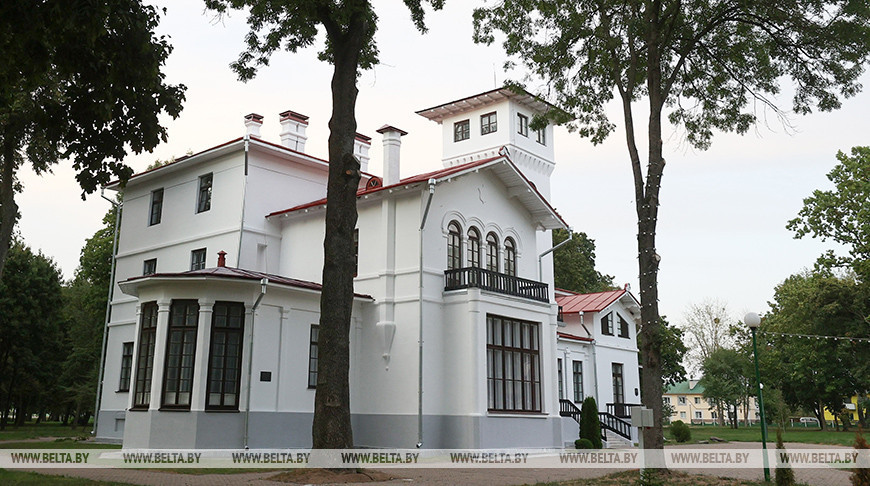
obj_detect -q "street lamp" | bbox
[745,312,770,482]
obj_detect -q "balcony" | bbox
[444,267,549,303]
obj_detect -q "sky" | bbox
[16,1,865,327]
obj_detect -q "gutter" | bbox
[92,188,121,437]
[243,278,268,449]
[417,179,436,448]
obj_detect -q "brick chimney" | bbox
[279,110,309,152]
[244,113,263,138]
[217,251,227,268]
[354,133,371,173]
[376,125,407,185]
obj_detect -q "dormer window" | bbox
[517,113,529,137]
[454,120,470,142]
[601,312,614,335]
[481,112,497,135]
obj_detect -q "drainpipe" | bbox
[92,188,121,437]
[417,179,436,448]
[243,278,268,449]
[237,135,250,266]
[584,311,600,406]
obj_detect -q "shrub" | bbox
[670,420,691,443]
[580,396,602,449]
[853,429,870,486]
[775,428,795,486]
[574,438,593,449]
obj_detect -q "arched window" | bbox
[447,221,462,270]
[486,232,499,272]
[467,227,481,268]
[504,237,516,276]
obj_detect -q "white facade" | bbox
[96,88,640,449]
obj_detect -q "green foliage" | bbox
[552,229,615,293]
[574,437,594,449]
[775,428,796,486]
[580,396,602,449]
[670,420,691,443]
[701,348,753,428]
[0,0,185,277]
[762,271,870,428]
[853,429,870,486]
[0,241,64,426]
[788,147,870,281]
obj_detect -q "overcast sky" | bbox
[16,1,864,326]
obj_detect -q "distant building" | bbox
[664,379,759,425]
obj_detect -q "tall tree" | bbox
[701,347,752,429]
[788,146,870,282]
[0,241,64,428]
[552,229,615,293]
[473,0,870,450]
[680,299,734,373]
[204,0,445,448]
[0,0,185,279]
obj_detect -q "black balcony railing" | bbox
[444,267,549,303]
[607,402,643,419]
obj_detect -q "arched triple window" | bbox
[447,221,462,271]
[504,237,516,276]
[486,232,499,272]
[467,227,481,268]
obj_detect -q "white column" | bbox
[191,300,214,412]
[149,300,171,410]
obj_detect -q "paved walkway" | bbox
[16,442,855,486]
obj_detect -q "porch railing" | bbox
[444,267,549,303]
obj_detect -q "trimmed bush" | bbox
[580,396,603,449]
[670,420,691,443]
[574,438,593,449]
[853,429,870,486]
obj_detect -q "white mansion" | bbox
[95,88,641,449]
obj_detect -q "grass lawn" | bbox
[0,423,93,442]
[532,469,810,485]
[665,424,863,446]
[0,469,131,485]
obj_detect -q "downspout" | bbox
[243,278,268,449]
[417,179,436,448]
[237,135,250,266]
[92,188,121,436]
[584,311,600,405]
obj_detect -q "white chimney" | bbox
[376,125,407,185]
[244,113,263,138]
[279,110,309,152]
[354,133,371,173]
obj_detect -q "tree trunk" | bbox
[816,403,826,430]
[311,10,368,450]
[857,397,866,429]
[0,137,19,280]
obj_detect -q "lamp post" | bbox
[745,312,770,482]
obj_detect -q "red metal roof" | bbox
[556,289,627,314]
[557,331,594,343]
[122,266,373,299]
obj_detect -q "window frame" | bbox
[618,313,630,338]
[480,112,497,135]
[453,119,470,142]
[467,227,481,268]
[486,315,541,413]
[308,325,319,389]
[205,301,245,411]
[504,237,516,277]
[572,361,583,403]
[143,258,157,276]
[197,173,213,213]
[611,363,624,404]
[678,396,687,405]
[161,299,199,409]
[486,232,499,272]
[517,113,529,137]
[447,221,462,271]
[149,188,164,226]
[535,127,546,145]
[118,342,134,392]
[190,248,207,271]
[132,302,158,409]
[695,411,703,420]
[601,312,614,335]
[557,358,563,400]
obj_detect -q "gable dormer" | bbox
[416,87,558,198]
